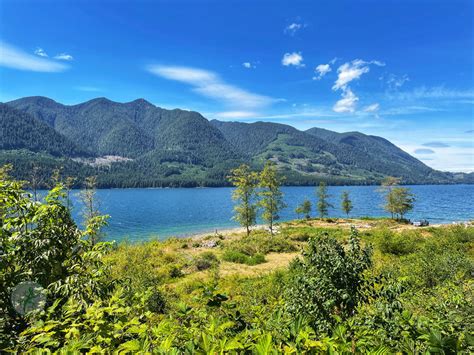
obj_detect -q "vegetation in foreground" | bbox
[1,168,473,353]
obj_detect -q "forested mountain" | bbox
[0,96,463,187]
[0,104,90,157]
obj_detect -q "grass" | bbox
[105,218,473,296]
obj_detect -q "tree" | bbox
[379,177,415,220]
[316,182,333,218]
[80,176,105,244]
[378,177,401,219]
[258,162,286,235]
[285,228,372,332]
[295,199,312,219]
[385,187,415,220]
[0,167,110,348]
[341,191,353,217]
[227,164,259,237]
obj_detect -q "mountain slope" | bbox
[0,103,90,157]
[212,120,449,184]
[2,96,458,187]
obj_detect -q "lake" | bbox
[62,184,474,242]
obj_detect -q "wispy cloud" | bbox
[54,53,74,61]
[422,141,450,148]
[313,63,331,80]
[388,86,474,101]
[385,73,409,90]
[147,65,276,109]
[214,111,258,119]
[363,103,380,112]
[284,22,303,36]
[282,52,304,68]
[0,41,68,72]
[34,47,48,57]
[74,86,102,92]
[414,148,435,154]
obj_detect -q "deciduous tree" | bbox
[258,162,286,235]
[227,165,259,237]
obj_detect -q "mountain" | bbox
[0,103,89,157]
[1,96,460,187]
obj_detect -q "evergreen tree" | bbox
[258,162,286,235]
[316,182,333,218]
[341,191,353,217]
[295,199,312,219]
[227,164,259,237]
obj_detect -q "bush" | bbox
[285,228,372,332]
[169,266,183,278]
[222,250,266,265]
[378,229,421,256]
[147,288,167,313]
[194,251,220,270]
[224,234,296,256]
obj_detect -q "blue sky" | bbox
[0,0,473,172]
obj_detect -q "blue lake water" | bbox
[63,185,474,242]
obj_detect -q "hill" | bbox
[1,96,462,187]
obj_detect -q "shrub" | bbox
[194,251,220,271]
[222,250,266,265]
[169,266,183,278]
[378,229,421,256]
[147,288,167,313]
[285,228,372,332]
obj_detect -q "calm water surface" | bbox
[66,185,473,242]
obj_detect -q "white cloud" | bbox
[331,59,384,114]
[333,89,358,113]
[333,59,385,91]
[363,103,380,112]
[34,47,48,57]
[215,111,258,119]
[147,65,276,109]
[284,23,303,36]
[242,62,257,69]
[54,53,74,61]
[282,52,304,68]
[0,41,68,72]
[313,63,331,80]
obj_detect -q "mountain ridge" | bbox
[1,96,470,187]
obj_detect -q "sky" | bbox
[0,0,473,172]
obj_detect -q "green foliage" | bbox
[2,171,472,353]
[285,228,372,332]
[295,199,312,219]
[258,161,286,235]
[222,250,266,265]
[341,191,353,216]
[0,166,112,349]
[194,251,220,271]
[316,181,333,218]
[228,164,259,236]
[377,228,422,255]
[381,180,416,220]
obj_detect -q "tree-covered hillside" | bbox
[1,96,464,187]
[0,104,90,157]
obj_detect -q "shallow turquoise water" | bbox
[65,185,474,242]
